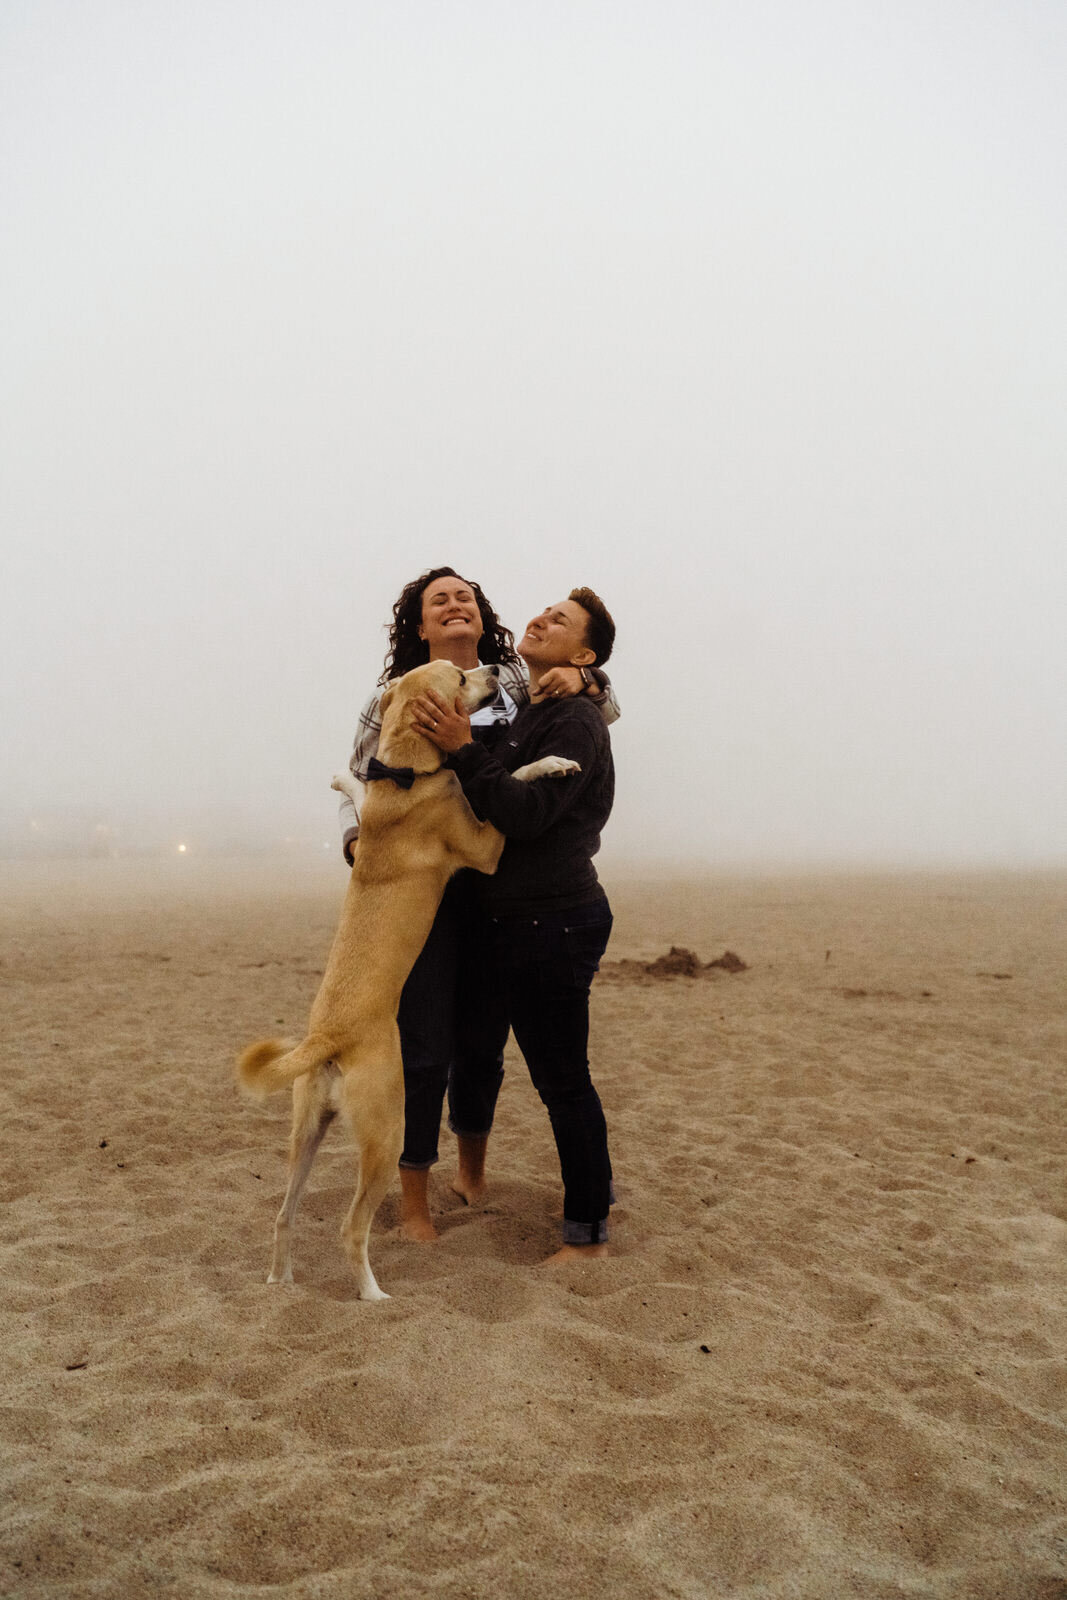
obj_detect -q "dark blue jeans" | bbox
[397,872,492,1169]
[448,894,614,1244]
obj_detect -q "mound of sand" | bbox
[600,944,749,981]
[1,860,1065,1598]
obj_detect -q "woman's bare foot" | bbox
[399,1214,440,1242]
[543,1243,611,1264]
[449,1176,488,1206]
[450,1133,489,1206]
[399,1167,439,1242]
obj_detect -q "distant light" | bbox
[177,843,188,854]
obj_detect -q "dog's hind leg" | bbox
[268,1065,339,1285]
[338,1063,404,1302]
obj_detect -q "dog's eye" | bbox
[459,673,466,686]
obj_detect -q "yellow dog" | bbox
[237,659,578,1300]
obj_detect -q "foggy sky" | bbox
[3,0,1065,867]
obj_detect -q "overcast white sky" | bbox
[2,0,1064,866]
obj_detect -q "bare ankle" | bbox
[452,1133,489,1204]
[398,1166,438,1239]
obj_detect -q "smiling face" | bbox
[418,575,484,661]
[519,599,595,673]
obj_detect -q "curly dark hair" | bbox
[379,567,520,684]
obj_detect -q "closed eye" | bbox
[459,673,467,685]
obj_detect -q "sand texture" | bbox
[1,860,1065,1599]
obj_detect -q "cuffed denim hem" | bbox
[446,1115,493,1140]
[562,1217,610,1245]
[397,1155,438,1171]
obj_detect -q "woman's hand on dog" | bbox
[413,690,472,752]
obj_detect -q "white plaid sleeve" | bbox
[338,690,383,854]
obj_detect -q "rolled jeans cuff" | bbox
[397,1155,437,1171]
[446,1115,493,1140]
[562,1217,610,1246]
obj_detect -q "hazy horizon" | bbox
[3,1,1064,872]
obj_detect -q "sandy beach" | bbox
[1,858,1065,1599]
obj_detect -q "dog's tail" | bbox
[236,1034,336,1097]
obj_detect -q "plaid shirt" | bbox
[338,660,619,854]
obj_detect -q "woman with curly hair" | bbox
[338,566,619,1241]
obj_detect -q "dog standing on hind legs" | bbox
[236,659,579,1301]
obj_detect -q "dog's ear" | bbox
[379,683,396,716]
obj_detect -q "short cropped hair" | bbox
[569,587,615,666]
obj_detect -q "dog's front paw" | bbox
[512,755,582,782]
[331,772,356,798]
[538,756,582,779]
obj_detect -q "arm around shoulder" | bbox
[588,668,620,726]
